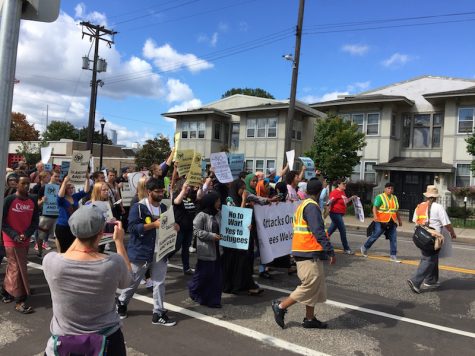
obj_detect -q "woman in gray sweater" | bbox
[188,192,223,308]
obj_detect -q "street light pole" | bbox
[99,118,106,170]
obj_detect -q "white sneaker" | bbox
[389,255,401,263]
[360,246,368,257]
[423,282,440,289]
[343,249,354,255]
[189,246,196,253]
[145,279,153,289]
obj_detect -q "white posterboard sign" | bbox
[41,146,52,164]
[155,209,177,262]
[69,151,91,185]
[120,182,135,207]
[210,152,233,183]
[286,150,295,170]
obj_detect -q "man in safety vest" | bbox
[361,182,402,262]
[271,179,335,330]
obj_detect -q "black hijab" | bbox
[200,191,220,216]
[229,178,245,206]
[275,182,288,202]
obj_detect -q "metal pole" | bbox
[99,123,104,170]
[86,33,100,152]
[284,0,305,158]
[0,0,23,226]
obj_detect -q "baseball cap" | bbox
[306,179,323,195]
[68,205,106,239]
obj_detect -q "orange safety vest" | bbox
[414,201,429,225]
[292,199,324,253]
[375,193,399,223]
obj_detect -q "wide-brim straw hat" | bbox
[423,185,439,198]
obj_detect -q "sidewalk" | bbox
[341,215,475,245]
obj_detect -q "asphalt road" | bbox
[0,231,474,356]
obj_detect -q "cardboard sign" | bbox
[186,152,203,187]
[120,182,135,207]
[42,184,59,216]
[210,152,233,183]
[155,209,177,262]
[40,146,52,164]
[299,157,316,180]
[176,149,194,177]
[228,153,245,179]
[354,197,365,222]
[128,171,149,194]
[219,205,253,250]
[173,132,181,161]
[286,150,295,170]
[69,150,91,185]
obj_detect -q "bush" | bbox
[345,181,376,205]
[446,206,473,219]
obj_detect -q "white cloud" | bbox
[218,22,229,32]
[74,3,85,18]
[167,99,202,113]
[166,79,194,103]
[143,40,214,73]
[239,21,249,32]
[197,32,218,47]
[341,44,369,56]
[301,91,349,104]
[347,81,370,92]
[382,52,412,68]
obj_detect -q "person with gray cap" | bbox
[272,178,335,329]
[42,204,132,356]
[407,185,456,294]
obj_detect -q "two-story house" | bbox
[310,75,475,208]
[163,94,324,173]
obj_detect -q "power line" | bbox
[106,0,179,21]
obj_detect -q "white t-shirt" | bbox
[412,202,451,232]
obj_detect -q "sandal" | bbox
[2,296,14,304]
[15,303,34,314]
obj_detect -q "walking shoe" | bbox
[183,269,194,276]
[271,300,287,329]
[302,317,328,329]
[117,301,127,319]
[423,282,440,289]
[34,243,39,251]
[152,313,176,326]
[42,242,51,251]
[145,278,153,289]
[188,246,196,253]
[407,279,421,294]
[389,255,401,263]
[343,249,354,255]
[360,246,368,257]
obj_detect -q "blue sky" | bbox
[10,0,475,146]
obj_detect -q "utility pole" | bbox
[284,0,305,158]
[45,104,49,132]
[80,22,116,153]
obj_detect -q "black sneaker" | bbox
[117,300,127,320]
[407,279,421,294]
[303,317,328,329]
[152,313,176,326]
[271,300,287,329]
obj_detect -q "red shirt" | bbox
[329,189,349,214]
[2,196,36,247]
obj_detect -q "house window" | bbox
[340,114,351,122]
[390,114,397,138]
[255,159,264,171]
[296,131,302,140]
[266,160,275,173]
[456,164,471,187]
[351,163,361,182]
[352,114,364,133]
[245,160,253,172]
[458,108,474,133]
[364,162,376,183]
[198,122,205,139]
[231,123,240,149]
[402,113,443,149]
[257,119,266,138]
[181,122,189,139]
[189,122,197,139]
[267,118,277,137]
[366,113,380,135]
[291,130,296,139]
[214,123,221,140]
[247,119,256,137]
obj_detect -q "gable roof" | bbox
[161,107,231,120]
[311,94,414,109]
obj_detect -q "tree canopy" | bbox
[306,113,367,182]
[466,133,475,177]
[42,120,112,144]
[10,112,40,141]
[221,88,275,99]
[135,134,171,170]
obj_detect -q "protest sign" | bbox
[354,197,365,222]
[89,156,94,174]
[128,171,149,194]
[228,153,245,179]
[155,209,178,262]
[219,205,253,250]
[92,201,114,222]
[286,150,295,170]
[176,149,194,177]
[210,152,233,183]
[173,132,181,161]
[186,152,203,187]
[299,157,316,180]
[201,159,208,178]
[42,184,59,216]
[44,163,53,172]
[41,146,52,164]
[60,161,70,180]
[69,151,91,185]
[254,201,299,264]
[120,182,135,207]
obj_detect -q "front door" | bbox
[391,171,434,210]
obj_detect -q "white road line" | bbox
[168,263,475,339]
[26,260,328,356]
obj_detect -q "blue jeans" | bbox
[328,212,350,251]
[410,251,439,287]
[175,228,192,271]
[364,221,397,256]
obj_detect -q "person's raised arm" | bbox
[58,175,70,198]
[166,148,175,167]
[279,163,289,177]
[174,182,189,205]
[298,164,306,181]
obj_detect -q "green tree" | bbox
[306,113,367,182]
[43,120,78,141]
[15,141,48,166]
[221,87,275,99]
[10,112,40,141]
[77,127,112,145]
[466,133,475,176]
[135,134,171,169]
